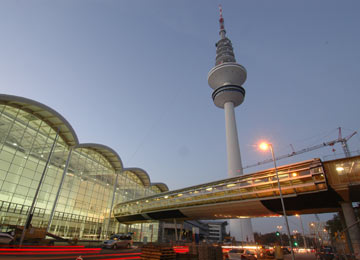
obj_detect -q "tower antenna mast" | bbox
[218,4,226,39]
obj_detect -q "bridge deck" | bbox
[114,156,360,223]
[113,157,344,222]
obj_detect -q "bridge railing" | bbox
[113,159,327,218]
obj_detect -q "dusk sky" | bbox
[1,0,359,234]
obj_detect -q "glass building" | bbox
[0,94,168,242]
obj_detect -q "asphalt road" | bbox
[284,253,317,260]
[0,247,141,260]
[0,247,317,260]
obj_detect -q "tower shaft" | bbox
[224,102,243,177]
[225,101,253,242]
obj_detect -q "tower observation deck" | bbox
[208,5,247,109]
[207,5,254,242]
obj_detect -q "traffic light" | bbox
[276,231,280,236]
[294,241,298,247]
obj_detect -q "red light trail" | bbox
[0,247,141,259]
[0,245,85,248]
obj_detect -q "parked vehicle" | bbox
[282,247,291,255]
[259,245,274,259]
[0,225,50,245]
[227,248,257,260]
[0,224,66,245]
[102,234,133,249]
[0,232,14,244]
[316,246,336,260]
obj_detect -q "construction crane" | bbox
[243,127,357,170]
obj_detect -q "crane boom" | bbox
[243,128,357,170]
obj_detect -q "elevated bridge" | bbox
[113,156,360,223]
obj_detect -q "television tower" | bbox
[207,5,254,242]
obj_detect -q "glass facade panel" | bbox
[0,102,164,242]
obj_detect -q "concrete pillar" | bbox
[224,102,254,242]
[140,223,143,242]
[224,102,243,177]
[179,223,183,241]
[339,211,354,256]
[341,202,360,259]
[159,222,164,243]
[174,219,178,241]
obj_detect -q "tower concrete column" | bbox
[224,101,254,242]
[341,202,360,259]
[224,101,242,176]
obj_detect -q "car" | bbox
[0,232,14,245]
[102,234,133,249]
[259,246,274,259]
[316,246,336,260]
[227,248,257,260]
[282,247,291,255]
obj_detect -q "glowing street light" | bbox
[295,213,308,249]
[259,142,269,151]
[276,225,283,245]
[259,141,295,260]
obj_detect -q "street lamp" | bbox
[295,213,308,249]
[259,142,295,260]
[309,222,317,248]
[276,225,283,246]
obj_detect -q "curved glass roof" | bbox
[0,94,169,193]
[150,182,169,192]
[0,94,79,147]
[76,143,123,171]
[122,168,151,187]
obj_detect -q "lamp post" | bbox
[310,222,317,248]
[295,213,308,249]
[323,229,328,246]
[277,225,283,246]
[259,142,295,260]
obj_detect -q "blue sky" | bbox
[1,0,359,233]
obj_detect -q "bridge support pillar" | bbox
[174,219,178,241]
[341,202,360,259]
[158,222,164,243]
